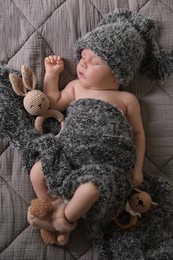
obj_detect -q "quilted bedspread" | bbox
[0,0,173,259]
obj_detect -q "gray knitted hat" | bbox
[74,9,173,86]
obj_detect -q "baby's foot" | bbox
[27,198,76,232]
[57,232,70,246]
[40,229,70,246]
[51,199,77,232]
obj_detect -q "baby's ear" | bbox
[21,65,37,90]
[9,73,27,96]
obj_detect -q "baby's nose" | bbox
[80,59,87,68]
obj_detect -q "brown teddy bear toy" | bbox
[28,198,76,246]
[115,189,158,229]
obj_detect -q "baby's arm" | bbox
[124,93,145,187]
[43,55,75,111]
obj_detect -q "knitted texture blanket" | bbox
[0,66,173,259]
[42,98,136,224]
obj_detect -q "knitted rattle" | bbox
[9,65,64,138]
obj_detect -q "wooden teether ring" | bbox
[34,109,64,139]
[115,215,133,229]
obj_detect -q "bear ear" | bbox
[133,188,141,193]
[151,202,158,208]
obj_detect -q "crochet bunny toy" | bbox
[9,65,64,138]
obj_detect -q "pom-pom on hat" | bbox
[74,9,173,86]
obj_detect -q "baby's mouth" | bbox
[78,71,85,78]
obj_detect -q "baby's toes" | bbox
[54,218,77,232]
[57,232,70,246]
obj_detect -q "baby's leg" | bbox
[64,182,101,223]
[28,161,76,232]
[28,160,57,228]
[52,182,100,244]
[31,182,100,231]
[28,161,100,231]
[30,160,54,201]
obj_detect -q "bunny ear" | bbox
[9,73,27,96]
[21,65,37,90]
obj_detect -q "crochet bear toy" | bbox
[115,189,158,229]
[28,197,76,246]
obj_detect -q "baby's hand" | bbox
[132,170,143,187]
[45,55,64,75]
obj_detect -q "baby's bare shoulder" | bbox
[62,79,80,99]
[119,91,140,113]
[63,79,78,91]
[65,79,80,89]
[120,91,137,102]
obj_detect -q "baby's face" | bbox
[77,49,116,89]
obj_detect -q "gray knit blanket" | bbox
[42,98,136,224]
[1,66,173,259]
